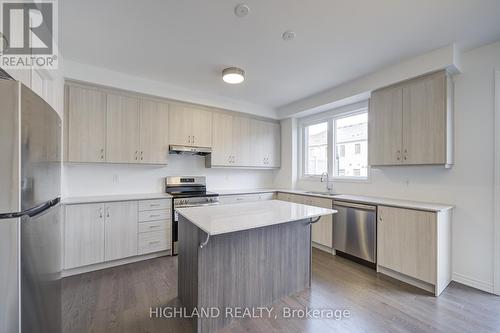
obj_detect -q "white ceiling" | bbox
[60,0,500,112]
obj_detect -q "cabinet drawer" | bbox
[138,209,170,222]
[138,220,170,233]
[138,229,171,255]
[138,199,171,211]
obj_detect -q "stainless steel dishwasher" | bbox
[333,201,377,264]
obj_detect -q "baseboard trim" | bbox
[62,250,170,278]
[312,242,334,255]
[377,265,436,295]
[452,272,494,294]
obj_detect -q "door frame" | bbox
[494,69,500,295]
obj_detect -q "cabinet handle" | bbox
[403,149,408,161]
[106,207,110,218]
[135,151,138,160]
[149,203,160,207]
[396,150,401,161]
[99,208,103,218]
[149,225,160,229]
[149,241,160,245]
[100,148,105,160]
[150,214,161,218]
[192,135,195,144]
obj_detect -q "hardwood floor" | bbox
[62,249,500,333]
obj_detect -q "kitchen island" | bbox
[176,200,336,333]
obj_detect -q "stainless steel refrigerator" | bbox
[0,79,62,333]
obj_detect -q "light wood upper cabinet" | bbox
[368,71,452,167]
[64,203,105,269]
[402,72,447,165]
[104,201,138,261]
[169,104,213,147]
[192,107,213,147]
[233,116,252,166]
[210,115,278,168]
[377,205,436,284]
[369,86,403,165]
[66,86,107,162]
[106,93,141,163]
[211,113,233,165]
[140,99,169,164]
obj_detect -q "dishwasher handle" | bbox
[333,201,376,211]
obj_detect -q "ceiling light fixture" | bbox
[234,4,250,17]
[222,67,245,84]
[282,31,296,41]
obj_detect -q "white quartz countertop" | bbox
[331,194,454,212]
[212,188,453,212]
[62,193,172,205]
[176,200,337,236]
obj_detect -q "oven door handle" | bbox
[175,202,220,209]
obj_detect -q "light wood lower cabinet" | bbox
[64,203,105,269]
[64,199,172,272]
[376,205,451,296]
[104,201,138,262]
[276,193,333,249]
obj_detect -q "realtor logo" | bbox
[0,0,58,69]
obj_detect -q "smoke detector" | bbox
[234,4,250,17]
[282,31,296,41]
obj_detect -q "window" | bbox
[334,113,368,178]
[339,145,345,157]
[300,105,368,180]
[303,122,328,176]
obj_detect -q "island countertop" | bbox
[176,199,336,236]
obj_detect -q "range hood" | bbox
[169,145,212,156]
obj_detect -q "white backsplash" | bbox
[62,154,277,197]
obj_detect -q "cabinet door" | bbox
[64,203,105,269]
[140,99,169,164]
[67,86,106,162]
[104,201,138,261]
[192,107,213,147]
[212,113,233,166]
[368,86,403,165]
[303,196,333,248]
[233,116,251,166]
[106,94,140,163]
[377,206,436,284]
[268,122,281,167]
[402,72,446,165]
[250,119,267,167]
[169,104,193,146]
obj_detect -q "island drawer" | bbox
[138,220,170,233]
[138,209,170,222]
[138,229,171,255]
[138,199,171,211]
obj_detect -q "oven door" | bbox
[172,202,219,255]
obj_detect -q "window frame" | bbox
[298,101,370,183]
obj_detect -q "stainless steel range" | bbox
[165,176,219,255]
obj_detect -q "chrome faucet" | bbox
[321,172,334,194]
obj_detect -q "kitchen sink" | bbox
[305,191,337,196]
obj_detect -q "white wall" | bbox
[63,156,275,197]
[64,60,277,119]
[276,40,500,293]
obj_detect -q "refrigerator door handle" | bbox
[0,198,60,220]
